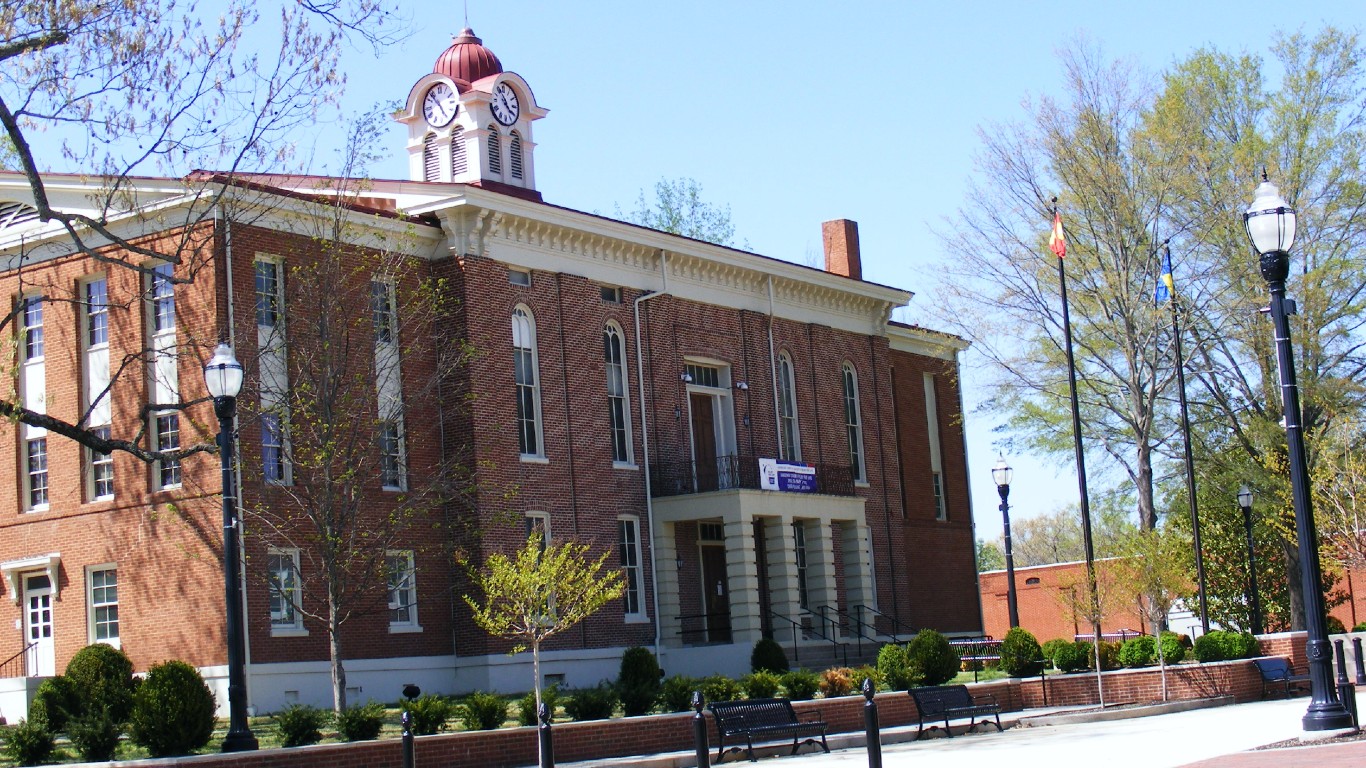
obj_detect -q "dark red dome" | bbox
[434,28,503,83]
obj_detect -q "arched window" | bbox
[604,323,632,464]
[487,125,502,176]
[777,352,800,461]
[842,362,865,482]
[509,131,524,180]
[512,306,542,456]
[422,133,439,182]
[450,126,467,176]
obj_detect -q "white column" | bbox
[764,516,801,643]
[723,515,761,645]
[841,520,874,620]
[655,523,682,648]
[805,518,840,637]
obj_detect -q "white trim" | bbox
[1,553,61,603]
[85,564,120,648]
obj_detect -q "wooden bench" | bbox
[707,697,829,763]
[1253,657,1311,699]
[908,684,1002,740]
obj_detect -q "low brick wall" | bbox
[132,663,1262,768]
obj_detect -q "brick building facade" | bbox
[0,29,981,715]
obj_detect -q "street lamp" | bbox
[992,457,1020,629]
[204,343,258,752]
[1238,485,1263,636]
[1244,177,1353,732]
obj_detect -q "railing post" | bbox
[862,678,882,768]
[793,619,800,668]
[693,691,710,768]
[401,710,415,768]
[1334,639,1358,728]
[1354,636,1365,686]
[538,701,555,768]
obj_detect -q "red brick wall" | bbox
[979,560,1146,641]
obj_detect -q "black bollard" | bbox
[1354,637,1366,686]
[538,701,555,768]
[401,710,415,768]
[862,678,882,768]
[1334,639,1359,729]
[693,691,710,768]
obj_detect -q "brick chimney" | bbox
[821,219,862,280]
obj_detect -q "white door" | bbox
[24,574,55,677]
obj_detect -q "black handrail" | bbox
[820,605,882,662]
[650,455,856,498]
[858,605,915,643]
[765,610,804,668]
[0,642,36,678]
[809,608,847,667]
[675,612,732,645]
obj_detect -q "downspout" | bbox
[954,350,986,634]
[869,333,896,626]
[767,278,781,457]
[635,251,669,663]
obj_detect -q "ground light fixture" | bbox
[991,456,1019,629]
[204,343,258,752]
[1243,177,1353,732]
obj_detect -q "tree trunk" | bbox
[330,592,348,712]
[1282,541,1306,631]
[1136,441,1156,531]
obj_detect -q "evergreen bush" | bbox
[1158,631,1187,663]
[1354,621,1366,632]
[906,629,959,686]
[128,660,216,757]
[68,709,121,762]
[336,701,387,741]
[699,675,743,704]
[563,682,618,721]
[1041,638,1070,669]
[741,671,782,699]
[1223,631,1261,659]
[459,691,508,731]
[999,627,1045,677]
[617,647,662,716]
[517,685,561,726]
[850,665,881,691]
[276,703,328,747]
[779,670,820,700]
[29,676,78,734]
[751,637,790,673]
[818,667,855,698]
[65,644,137,725]
[876,643,914,690]
[1053,641,1091,672]
[659,675,699,712]
[1,720,54,767]
[1326,616,1346,634]
[1192,632,1226,662]
[1096,640,1122,670]
[1119,636,1156,668]
[402,694,453,735]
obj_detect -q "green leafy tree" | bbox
[1113,528,1192,699]
[463,532,624,718]
[617,177,741,246]
[975,539,1005,572]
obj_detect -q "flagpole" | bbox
[1166,246,1210,634]
[1053,202,1101,650]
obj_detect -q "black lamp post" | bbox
[1238,485,1263,636]
[1244,177,1354,732]
[205,343,258,752]
[992,457,1020,629]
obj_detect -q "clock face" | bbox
[491,82,520,126]
[423,83,458,127]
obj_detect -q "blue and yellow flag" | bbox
[1155,248,1176,303]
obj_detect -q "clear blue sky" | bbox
[321,0,1364,542]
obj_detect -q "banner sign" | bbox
[759,458,817,493]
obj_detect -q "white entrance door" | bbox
[24,573,55,677]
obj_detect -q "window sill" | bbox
[24,504,50,514]
[612,461,639,471]
[381,485,407,493]
[624,615,650,625]
[91,638,121,650]
[520,455,549,465]
[854,480,870,488]
[271,627,309,638]
[389,624,423,634]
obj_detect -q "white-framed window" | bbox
[600,285,622,304]
[793,521,809,610]
[156,413,180,487]
[619,516,645,619]
[923,373,946,520]
[423,133,439,182]
[268,549,304,633]
[83,279,113,501]
[85,279,108,347]
[19,294,47,511]
[26,437,48,510]
[90,427,114,501]
[151,263,175,332]
[379,419,406,490]
[513,305,544,457]
[508,268,531,287]
[256,257,291,486]
[525,512,550,553]
[262,413,287,483]
[148,263,180,490]
[371,279,396,345]
[604,323,633,465]
[777,352,800,461]
[842,362,866,483]
[372,278,407,490]
[487,125,502,175]
[509,131,524,180]
[387,550,419,631]
[255,259,282,329]
[450,127,467,176]
[87,566,119,646]
[22,294,43,360]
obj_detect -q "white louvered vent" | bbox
[450,127,467,177]
[509,132,524,180]
[0,201,41,230]
[487,126,502,176]
[422,134,439,182]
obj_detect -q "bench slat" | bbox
[707,698,830,762]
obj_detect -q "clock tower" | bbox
[397,28,546,198]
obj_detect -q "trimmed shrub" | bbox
[1158,631,1187,664]
[65,644,137,725]
[1096,640,1122,670]
[336,701,387,741]
[1223,631,1261,660]
[402,694,453,735]
[128,660,216,757]
[563,682,618,721]
[1119,636,1156,668]
[850,665,881,691]
[517,685,561,726]
[1041,638,1071,669]
[907,629,959,686]
[751,637,790,674]
[818,667,856,698]
[741,671,782,699]
[1053,641,1091,672]
[1000,627,1045,677]
[877,643,914,691]
[699,675,743,704]
[660,675,699,712]
[617,647,662,716]
[1192,632,1225,662]
[1326,616,1346,634]
[68,709,121,762]
[1354,621,1366,632]
[780,670,820,701]
[29,676,78,734]
[276,703,328,747]
[460,691,508,731]
[2,720,55,767]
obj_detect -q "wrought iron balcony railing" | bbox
[649,454,856,498]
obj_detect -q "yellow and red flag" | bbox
[1049,211,1067,258]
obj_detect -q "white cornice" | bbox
[887,323,970,360]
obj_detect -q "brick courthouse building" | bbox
[0,30,982,714]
